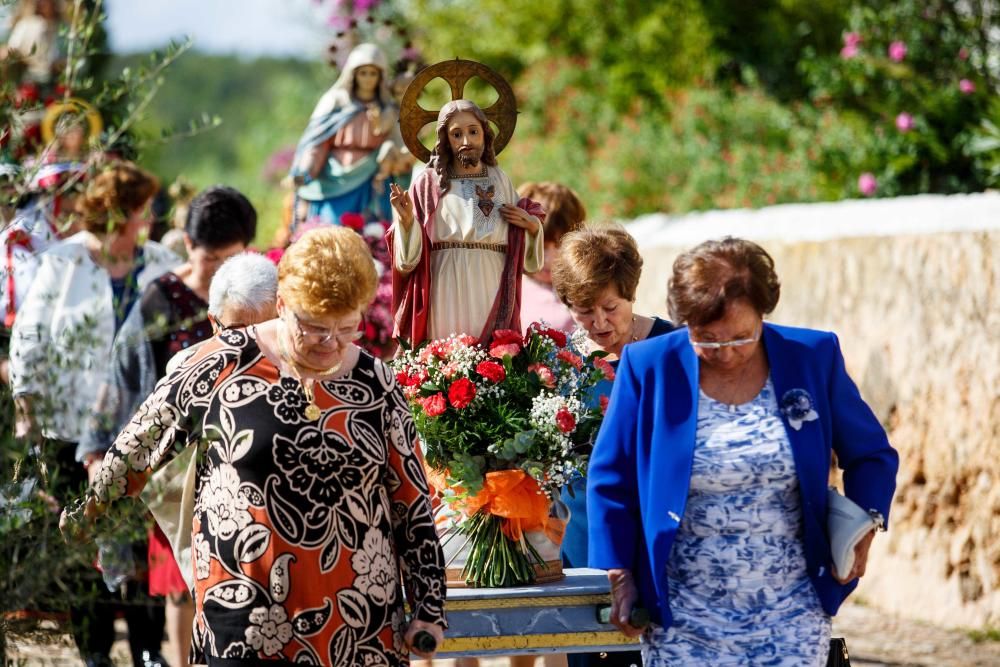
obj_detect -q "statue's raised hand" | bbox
[389,183,414,230]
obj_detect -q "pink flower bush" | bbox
[959,79,976,94]
[887,41,907,62]
[840,32,862,59]
[858,173,878,197]
[895,113,914,133]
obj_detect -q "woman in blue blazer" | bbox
[587,238,898,666]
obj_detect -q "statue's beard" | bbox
[456,147,483,168]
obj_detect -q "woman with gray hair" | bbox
[207,251,279,327]
[166,252,279,373]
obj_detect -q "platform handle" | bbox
[596,605,650,629]
[412,629,438,654]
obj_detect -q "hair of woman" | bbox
[185,185,257,249]
[667,236,781,326]
[278,226,377,318]
[551,225,643,308]
[208,252,278,320]
[76,161,159,235]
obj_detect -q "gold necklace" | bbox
[277,330,326,421]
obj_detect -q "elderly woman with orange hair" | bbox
[63,227,448,666]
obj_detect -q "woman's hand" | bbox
[389,183,415,230]
[404,618,444,659]
[499,204,541,235]
[607,568,644,638]
[59,495,97,545]
[833,529,875,583]
[13,395,38,441]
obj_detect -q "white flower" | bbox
[204,463,253,540]
[244,604,293,656]
[194,533,210,580]
[96,455,128,501]
[351,529,397,605]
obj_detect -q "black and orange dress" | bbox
[90,327,447,665]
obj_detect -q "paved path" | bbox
[833,602,1000,667]
[7,602,1000,665]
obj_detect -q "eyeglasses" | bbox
[688,324,761,350]
[289,311,364,345]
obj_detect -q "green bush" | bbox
[503,58,876,218]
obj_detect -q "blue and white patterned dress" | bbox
[643,378,831,666]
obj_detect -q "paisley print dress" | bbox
[90,328,447,665]
[643,379,831,667]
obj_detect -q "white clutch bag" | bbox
[827,487,881,578]
[140,444,201,591]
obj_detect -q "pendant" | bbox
[304,403,321,421]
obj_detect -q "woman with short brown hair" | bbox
[552,226,672,361]
[65,226,448,665]
[589,236,898,665]
[550,225,674,667]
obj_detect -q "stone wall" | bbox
[629,195,1000,628]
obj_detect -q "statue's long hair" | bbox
[428,101,497,192]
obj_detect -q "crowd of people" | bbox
[0,26,900,667]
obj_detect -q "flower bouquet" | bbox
[391,324,613,587]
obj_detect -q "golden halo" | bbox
[41,98,103,145]
[399,59,518,164]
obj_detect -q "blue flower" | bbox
[780,388,819,431]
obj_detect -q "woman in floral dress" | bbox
[588,238,898,666]
[64,227,447,666]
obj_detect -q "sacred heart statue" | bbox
[476,184,496,217]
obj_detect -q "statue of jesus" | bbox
[388,99,544,345]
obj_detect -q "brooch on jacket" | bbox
[780,388,819,430]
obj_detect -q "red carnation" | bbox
[421,393,447,417]
[476,360,506,383]
[593,357,616,381]
[529,363,557,389]
[557,349,584,370]
[340,212,366,230]
[395,371,410,386]
[491,329,523,347]
[555,407,576,433]
[599,395,609,415]
[489,343,521,359]
[448,378,477,409]
[531,325,568,348]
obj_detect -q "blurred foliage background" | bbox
[33,0,1000,244]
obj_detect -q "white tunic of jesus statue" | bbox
[393,165,544,341]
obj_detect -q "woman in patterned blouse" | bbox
[63,226,447,666]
